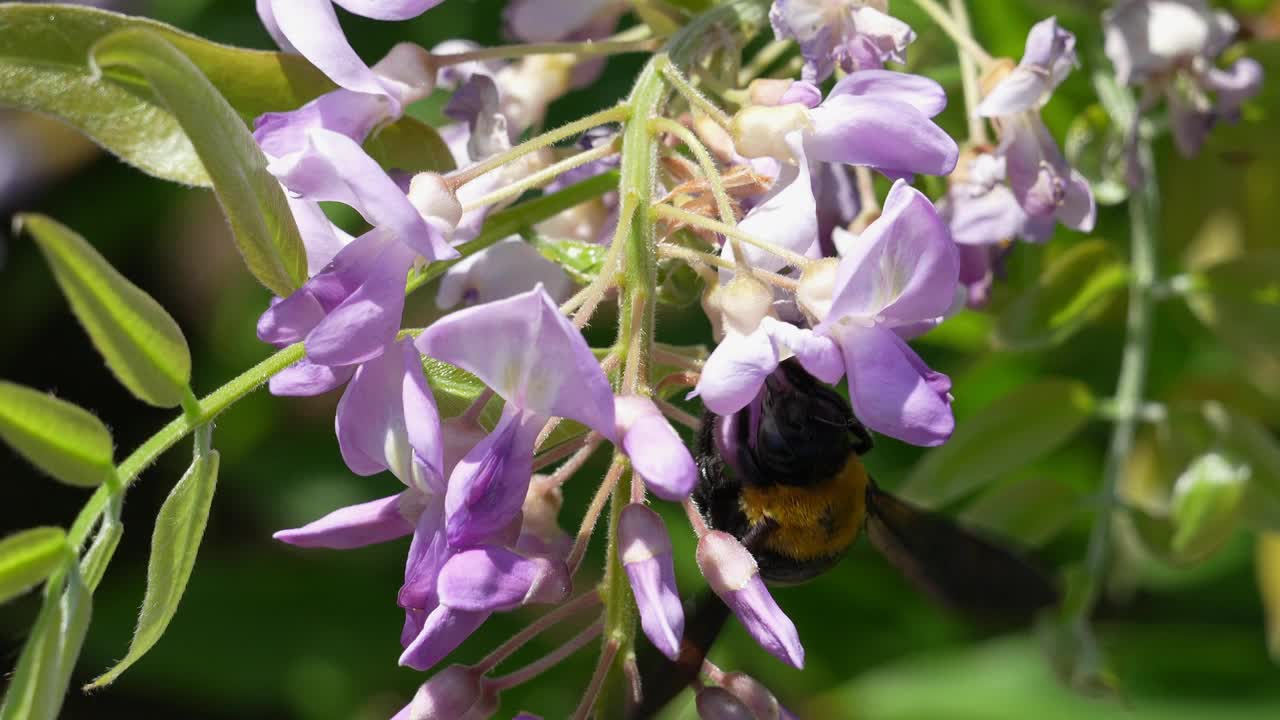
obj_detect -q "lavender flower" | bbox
[619,504,685,660]
[698,181,958,446]
[1104,0,1262,158]
[402,664,499,720]
[436,237,573,309]
[770,0,916,83]
[697,530,804,668]
[975,18,1095,242]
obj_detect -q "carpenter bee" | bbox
[632,359,1058,718]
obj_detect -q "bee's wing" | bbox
[865,482,1058,618]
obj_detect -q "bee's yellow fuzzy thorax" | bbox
[740,455,868,562]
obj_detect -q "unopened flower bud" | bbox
[409,664,499,720]
[696,531,804,668]
[374,42,437,104]
[1170,452,1250,563]
[731,105,810,160]
[747,78,794,107]
[615,396,697,500]
[694,115,737,161]
[518,474,571,561]
[409,173,463,227]
[979,58,1017,99]
[720,274,773,337]
[696,686,755,720]
[620,504,685,660]
[721,672,781,720]
[796,258,839,322]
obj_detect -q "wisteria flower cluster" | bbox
[0,0,1271,719]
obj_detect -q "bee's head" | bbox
[715,360,872,487]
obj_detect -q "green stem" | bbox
[948,0,989,145]
[461,137,621,213]
[1072,124,1159,663]
[595,2,774,715]
[909,0,994,67]
[446,105,631,189]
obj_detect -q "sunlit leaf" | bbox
[993,240,1130,351]
[363,116,455,175]
[0,2,332,186]
[1186,251,1280,366]
[900,379,1096,508]
[87,447,220,688]
[90,27,307,297]
[0,527,68,606]
[17,214,191,407]
[0,382,113,488]
[961,475,1083,548]
[0,567,92,720]
[536,238,610,285]
[1259,533,1280,661]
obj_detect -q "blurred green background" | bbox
[1,0,1279,718]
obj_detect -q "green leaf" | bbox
[994,240,1130,351]
[364,115,455,175]
[0,528,69,606]
[0,382,113,488]
[0,567,92,720]
[1170,453,1249,563]
[86,447,219,688]
[17,214,191,407]
[1259,533,1280,661]
[0,2,333,186]
[536,237,610,284]
[961,475,1083,548]
[1186,250,1280,363]
[899,379,1095,508]
[1230,411,1280,532]
[89,27,307,297]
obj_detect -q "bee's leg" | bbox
[849,420,874,456]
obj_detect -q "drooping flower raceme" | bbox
[769,0,916,83]
[1104,0,1262,160]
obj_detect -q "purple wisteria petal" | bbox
[304,236,417,366]
[335,339,444,490]
[1103,0,1237,85]
[330,0,446,21]
[770,0,915,83]
[615,397,697,501]
[838,324,953,446]
[400,498,449,610]
[828,69,947,117]
[399,605,490,670]
[806,94,958,178]
[826,180,958,325]
[416,286,616,436]
[254,90,390,165]
[760,317,844,382]
[779,81,823,109]
[504,0,621,42]
[255,0,295,52]
[436,545,570,612]
[620,504,684,660]
[976,17,1076,116]
[1205,58,1264,117]
[443,405,542,548]
[697,531,804,668]
[256,227,390,347]
[436,237,573,309]
[267,0,393,100]
[943,181,1026,246]
[1000,114,1096,233]
[268,357,356,397]
[731,132,817,274]
[696,688,755,720]
[286,195,353,275]
[408,664,499,720]
[694,327,780,415]
[272,129,458,262]
[273,492,416,549]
